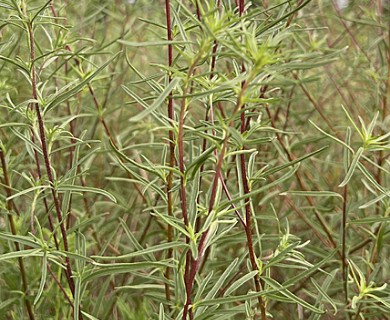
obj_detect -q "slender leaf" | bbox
[83,261,173,283]
[45,53,120,113]
[58,185,117,203]
[339,147,364,187]
[280,191,343,199]
[224,271,259,296]
[34,251,47,305]
[128,77,180,122]
[92,242,187,260]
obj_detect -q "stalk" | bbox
[239,74,267,320]
[30,134,59,249]
[179,64,197,320]
[182,136,229,320]
[369,11,390,274]
[237,2,267,318]
[195,0,222,235]
[164,0,174,302]
[0,149,35,320]
[25,14,78,309]
[177,40,254,315]
[182,77,262,319]
[47,264,74,308]
[342,185,349,311]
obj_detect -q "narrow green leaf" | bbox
[34,251,47,305]
[6,185,50,201]
[195,291,265,307]
[224,271,258,296]
[0,55,29,72]
[311,277,337,315]
[31,0,52,22]
[344,127,352,174]
[257,0,312,35]
[259,146,328,178]
[0,123,29,129]
[129,77,180,122]
[74,277,81,320]
[189,171,201,226]
[118,40,189,47]
[83,261,172,283]
[341,105,363,140]
[0,233,41,248]
[185,146,215,181]
[339,147,364,187]
[67,213,110,234]
[309,121,353,152]
[205,258,238,300]
[159,303,165,320]
[349,216,390,225]
[151,211,190,238]
[57,184,117,203]
[358,163,386,194]
[124,55,162,92]
[137,17,165,29]
[119,218,144,251]
[10,128,42,157]
[116,284,165,291]
[194,272,214,303]
[0,298,17,311]
[221,165,299,208]
[359,193,389,209]
[367,293,390,309]
[109,139,166,181]
[92,242,187,260]
[45,53,120,114]
[53,250,94,263]
[264,242,303,270]
[80,311,100,320]
[61,131,86,216]
[0,248,42,261]
[280,191,343,199]
[283,250,337,287]
[262,277,324,314]
[0,2,15,10]
[92,278,111,316]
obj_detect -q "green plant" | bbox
[0,0,389,319]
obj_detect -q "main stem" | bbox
[182,83,261,319]
[342,185,349,313]
[239,103,267,319]
[26,18,76,301]
[180,68,195,320]
[165,0,174,303]
[238,2,266,318]
[0,150,35,320]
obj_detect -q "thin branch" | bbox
[0,149,35,320]
[165,0,174,303]
[26,15,77,308]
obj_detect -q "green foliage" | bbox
[0,0,389,319]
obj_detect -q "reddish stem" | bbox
[165,0,174,302]
[26,17,76,302]
[0,149,35,320]
[237,2,266,318]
